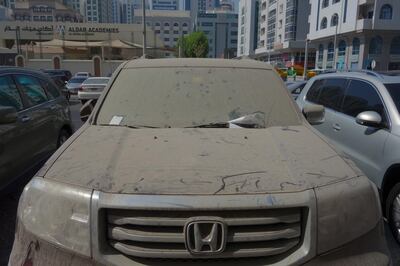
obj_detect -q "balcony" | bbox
[358,0,374,5]
[356,19,372,31]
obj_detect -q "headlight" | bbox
[315,175,381,254]
[18,177,92,257]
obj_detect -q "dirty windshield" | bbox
[96,67,300,128]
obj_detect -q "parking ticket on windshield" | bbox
[109,116,124,125]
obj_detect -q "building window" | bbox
[320,17,327,29]
[380,4,393,20]
[327,42,334,62]
[333,0,340,3]
[338,40,346,56]
[164,22,170,27]
[322,0,329,8]
[352,38,360,55]
[318,44,324,62]
[173,23,179,27]
[390,36,400,55]
[331,14,338,27]
[369,36,383,55]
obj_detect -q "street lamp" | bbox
[303,39,310,80]
[142,0,147,58]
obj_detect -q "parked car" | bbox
[78,77,109,103]
[0,67,73,192]
[296,71,400,243]
[66,76,87,96]
[9,59,389,265]
[275,67,288,81]
[286,81,307,100]
[41,69,72,82]
[74,71,92,78]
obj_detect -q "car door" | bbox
[335,79,390,186]
[14,74,55,160]
[40,77,67,150]
[0,75,33,188]
[303,78,348,148]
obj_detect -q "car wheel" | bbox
[57,129,70,148]
[386,182,400,244]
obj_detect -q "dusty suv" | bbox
[10,59,389,265]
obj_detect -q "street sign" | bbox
[371,60,376,70]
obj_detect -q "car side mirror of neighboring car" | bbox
[303,104,325,125]
[0,106,17,124]
[80,99,95,122]
[356,111,382,128]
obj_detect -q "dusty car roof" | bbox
[124,58,274,69]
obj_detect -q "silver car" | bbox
[66,77,87,95]
[10,60,389,265]
[296,71,400,243]
[78,77,110,103]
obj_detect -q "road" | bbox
[0,97,399,265]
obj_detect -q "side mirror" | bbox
[356,111,382,128]
[80,99,95,122]
[303,104,325,125]
[0,106,17,124]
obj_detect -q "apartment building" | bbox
[255,0,311,66]
[197,12,238,58]
[237,0,259,57]
[132,9,191,52]
[12,0,84,22]
[309,0,400,70]
[150,0,178,10]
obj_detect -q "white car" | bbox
[78,77,110,103]
[74,72,92,78]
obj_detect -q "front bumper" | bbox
[9,187,391,266]
[304,220,390,266]
[9,219,390,266]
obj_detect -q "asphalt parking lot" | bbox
[0,97,399,266]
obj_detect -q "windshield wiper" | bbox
[187,122,229,128]
[99,124,159,129]
[186,112,266,129]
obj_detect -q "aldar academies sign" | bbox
[0,21,161,46]
[4,24,119,35]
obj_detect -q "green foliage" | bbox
[178,31,209,58]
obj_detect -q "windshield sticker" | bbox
[109,116,124,125]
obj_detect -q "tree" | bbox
[179,31,209,58]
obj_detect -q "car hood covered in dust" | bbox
[42,125,362,195]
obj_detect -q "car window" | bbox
[385,83,400,115]
[318,79,347,111]
[343,80,386,119]
[15,75,48,106]
[69,78,86,83]
[42,79,61,99]
[83,78,109,84]
[306,79,324,103]
[0,75,23,111]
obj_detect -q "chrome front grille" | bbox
[106,208,303,259]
